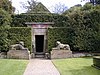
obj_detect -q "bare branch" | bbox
[52,2,68,14]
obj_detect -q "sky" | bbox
[11,0,88,14]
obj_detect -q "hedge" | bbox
[48,27,75,51]
[0,26,9,51]
[11,14,68,27]
[48,26,100,52]
[8,5,100,52]
[8,27,32,51]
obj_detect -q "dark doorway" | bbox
[35,35,44,53]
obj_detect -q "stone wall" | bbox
[7,50,30,60]
[51,50,72,59]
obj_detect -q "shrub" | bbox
[0,8,11,26]
[8,27,32,51]
[48,27,75,51]
[0,8,12,52]
[48,25,100,52]
[0,26,9,52]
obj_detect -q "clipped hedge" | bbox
[48,27,75,51]
[48,26,100,52]
[8,27,32,51]
[11,14,68,27]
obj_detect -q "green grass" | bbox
[53,58,100,75]
[0,59,28,75]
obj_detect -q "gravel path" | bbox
[23,59,60,75]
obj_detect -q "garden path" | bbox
[23,59,60,75]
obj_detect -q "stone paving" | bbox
[23,59,60,75]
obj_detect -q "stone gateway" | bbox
[26,22,54,58]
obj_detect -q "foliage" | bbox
[0,27,32,52]
[21,0,37,12]
[0,0,13,13]
[0,8,11,26]
[63,5,82,15]
[8,27,32,51]
[53,58,100,75]
[82,0,100,5]
[48,28,75,51]
[11,14,67,27]
[0,59,28,75]
[10,3,100,52]
[62,4,100,52]
[0,8,11,52]
[0,26,9,52]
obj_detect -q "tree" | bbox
[52,2,68,14]
[63,3,100,52]
[21,0,37,12]
[63,4,82,15]
[95,0,100,4]
[0,8,11,52]
[82,0,100,5]
[0,0,14,14]
[0,8,11,26]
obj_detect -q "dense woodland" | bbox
[0,0,100,52]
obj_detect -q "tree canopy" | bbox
[62,3,100,51]
[0,0,14,14]
[0,8,10,51]
[0,0,13,51]
[82,0,100,5]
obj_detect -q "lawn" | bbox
[53,58,100,75]
[0,59,28,75]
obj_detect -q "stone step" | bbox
[35,54,45,58]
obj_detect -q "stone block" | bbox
[7,50,30,60]
[51,50,72,59]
